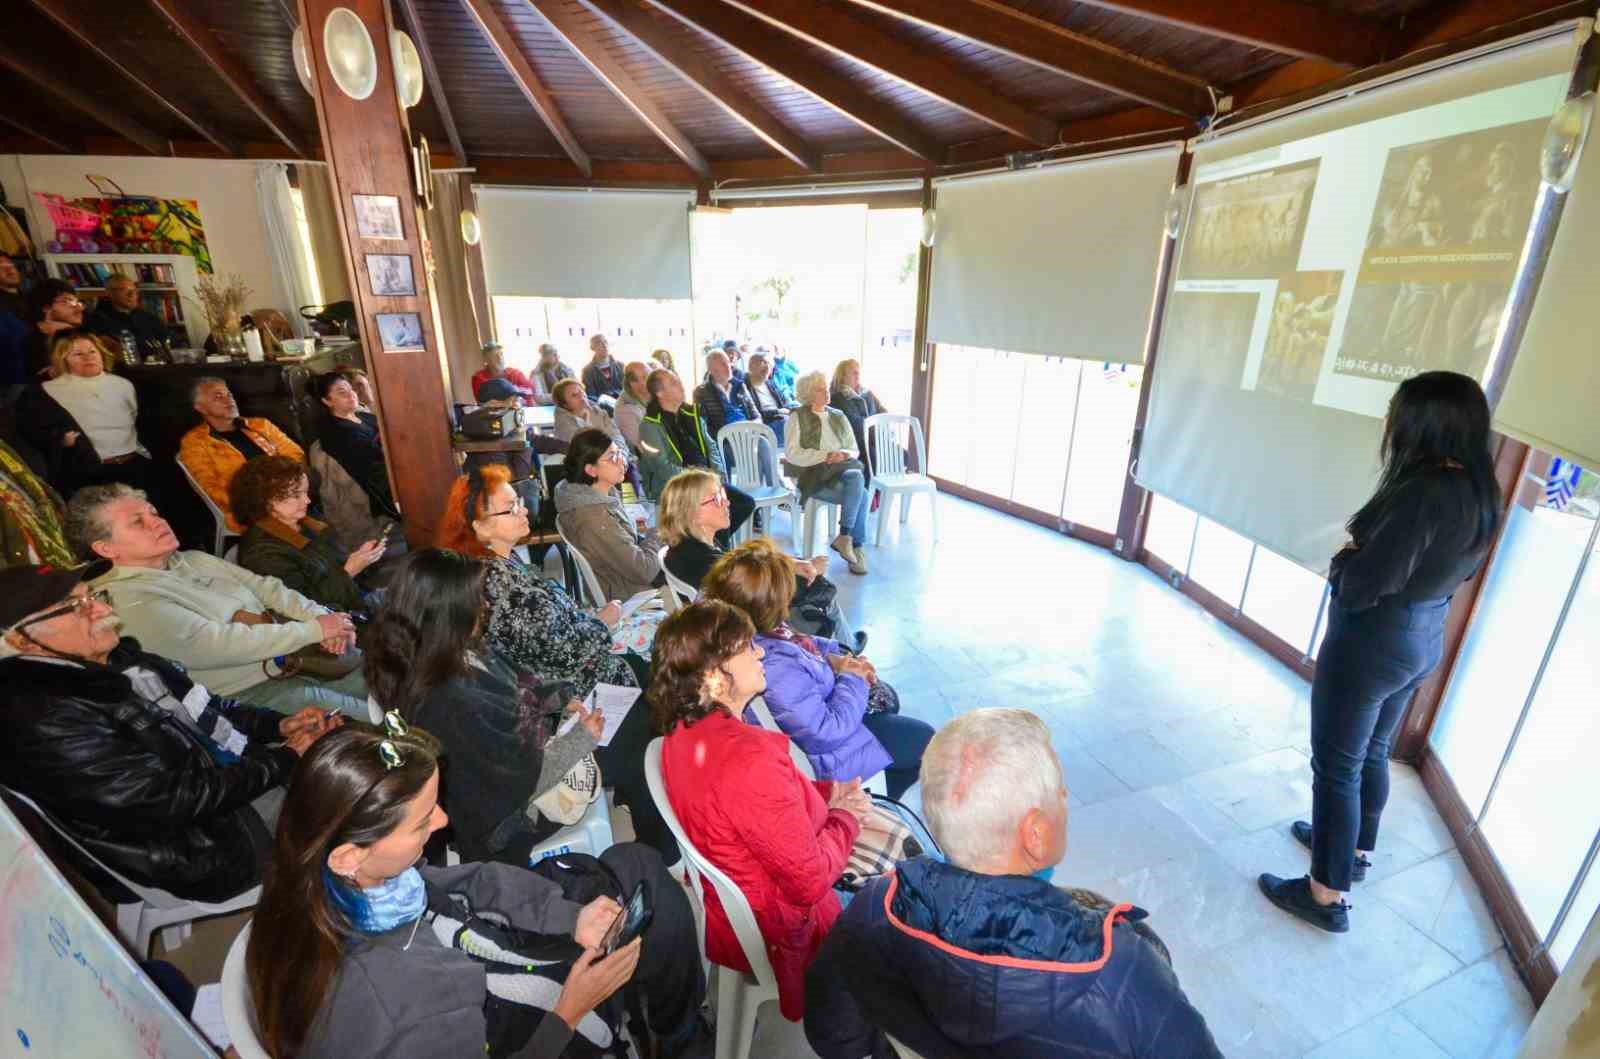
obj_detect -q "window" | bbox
[1242,546,1328,654]
[288,187,322,306]
[491,297,692,374]
[1188,517,1254,607]
[1145,494,1198,571]
[1063,363,1142,533]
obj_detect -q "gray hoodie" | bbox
[552,481,661,602]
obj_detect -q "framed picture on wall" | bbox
[352,194,403,240]
[365,253,415,296]
[375,311,425,352]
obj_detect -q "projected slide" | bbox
[1173,74,1564,417]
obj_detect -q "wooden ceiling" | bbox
[0,0,1580,184]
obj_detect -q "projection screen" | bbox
[1137,30,1580,569]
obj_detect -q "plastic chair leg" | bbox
[900,492,912,524]
[871,486,886,546]
[715,968,754,1059]
[115,902,145,956]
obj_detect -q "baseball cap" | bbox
[0,560,112,630]
[475,377,521,402]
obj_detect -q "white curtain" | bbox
[256,162,318,337]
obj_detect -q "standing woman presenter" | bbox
[1260,371,1501,933]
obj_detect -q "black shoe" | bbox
[1290,820,1370,882]
[853,630,869,655]
[1258,873,1349,933]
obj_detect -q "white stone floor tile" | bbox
[1371,852,1504,965]
[1305,1010,1453,1059]
[1398,949,1535,1059]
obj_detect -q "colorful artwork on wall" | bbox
[36,192,213,272]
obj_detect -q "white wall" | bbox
[0,154,290,317]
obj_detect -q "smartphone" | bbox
[601,881,653,956]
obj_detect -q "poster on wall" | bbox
[35,191,212,272]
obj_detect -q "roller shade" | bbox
[477,186,693,299]
[1493,106,1600,470]
[927,144,1181,361]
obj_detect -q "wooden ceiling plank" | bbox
[0,112,78,154]
[25,0,240,155]
[144,0,306,155]
[840,0,1211,117]
[707,0,1060,144]
[645,0,943,160]
[457,0,593,176]
[525,0,711,175]
[1066,0,1392,69]
[575,0,820,170]
[396,0,469,163]
[0,42,168,154]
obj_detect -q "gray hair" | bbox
[919,708,1064,870]
[65,483,145,560]
[188,375,228,405]
[794,370,829,406]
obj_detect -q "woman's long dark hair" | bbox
[564,427,614,486]
[364,548,487,718]
[1349,371,1499,550]
[247,727,440,1058]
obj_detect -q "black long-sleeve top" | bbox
[1330,468,1488,612]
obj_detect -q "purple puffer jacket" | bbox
[750,632,891,783]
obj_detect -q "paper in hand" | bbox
[583,683,643,746]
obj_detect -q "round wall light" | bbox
[919,208,936,248]
[323,7,378,102]
[291,24,315,96]
[1541,91,1595,192]
[391,30,424,109]
[460,209,482,246]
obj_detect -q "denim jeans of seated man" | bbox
[810,468,869,546]
[237,668,370,719]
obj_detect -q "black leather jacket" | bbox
[0,640,295,902]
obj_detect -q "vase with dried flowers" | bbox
[194,273,253,358]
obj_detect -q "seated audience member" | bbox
[17,331,151,496]
[649,347,675,374]
[0,435,73,568]
[335,366,380,416]
[0,251,24,319]
[806,709,1222,1059]
[659,469,861,649]
[536,342,576,397]
[0,561,342,902]
[0,254,28,393]
[655,600,872,1022]
[232,455,386,613]
[614,360,651,450]
[720,339,747,385]
[830,358,887,481]
[367,548,671,860]
[246,726,711,1059]
[770,345,798,403]
[552,378,631,452]
[702,539,929,796]
[554,429,662,601]
[472,378,567,471]
[470,340,538,403]
[66,484,365,716]
[695,351,756,442]
[743,351,793,428]
[84,274,168,355]
[636,369,754,538]
[313,372,401,545]
[786,371,870,575]
[435,463,642,699]
[582,334,625,404]
[178,377,305,533]
[24,279,84,378]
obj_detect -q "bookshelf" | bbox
[42,252,205,348]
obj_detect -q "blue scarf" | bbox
[325,867,427,934]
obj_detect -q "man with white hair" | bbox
[806,708,1220,1058]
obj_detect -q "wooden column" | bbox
[299,0,459,547]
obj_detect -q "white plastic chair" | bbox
[177,456,241,556]
[527,788,616,864]
[886,1034,929,1059]
[659,544,697,610]
[555,523,608,609]
[798,497,841,558]
[2,785,260,959]
[718,421,799,546]
[864,413,938,546]
[221,922,270,1059]
[645,740,786,1059]
[742,697,885,793]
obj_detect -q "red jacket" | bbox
[662,709,859,1020]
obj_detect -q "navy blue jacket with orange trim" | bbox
[805,857,1221,1059]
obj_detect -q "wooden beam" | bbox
[145,0,306,155]
[708,0,1061,145]
[395,0,468,164]
[0,113,76,154]
[645,0,943,160]
[26,0,239,156]
[0,42,168,155]
[840,0,1211,117]
[575,0,819,170]
[525,0,711,176]
[1065,0,1392,69]
[457,0,592,177]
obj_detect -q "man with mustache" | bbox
[0,561,342,903]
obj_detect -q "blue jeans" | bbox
[237,669,370,718]
[811,468,869,547]
[862,712,935,800]
[1308,595,1447,891]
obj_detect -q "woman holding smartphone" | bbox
[1260,371,1501,933]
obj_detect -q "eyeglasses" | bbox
[484,496,527,518]
[14,588,112,630]
[54,296,84,309]
[378,710,409,770]
[602,447,627,464]
[700,489,729,509]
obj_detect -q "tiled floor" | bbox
[752,494,1534,1059]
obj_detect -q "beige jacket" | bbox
[551,481,661,601]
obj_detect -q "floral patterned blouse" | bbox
[482,556,638,699]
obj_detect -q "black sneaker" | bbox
[1290,820,1370,882]
[1258,873,1349,933]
